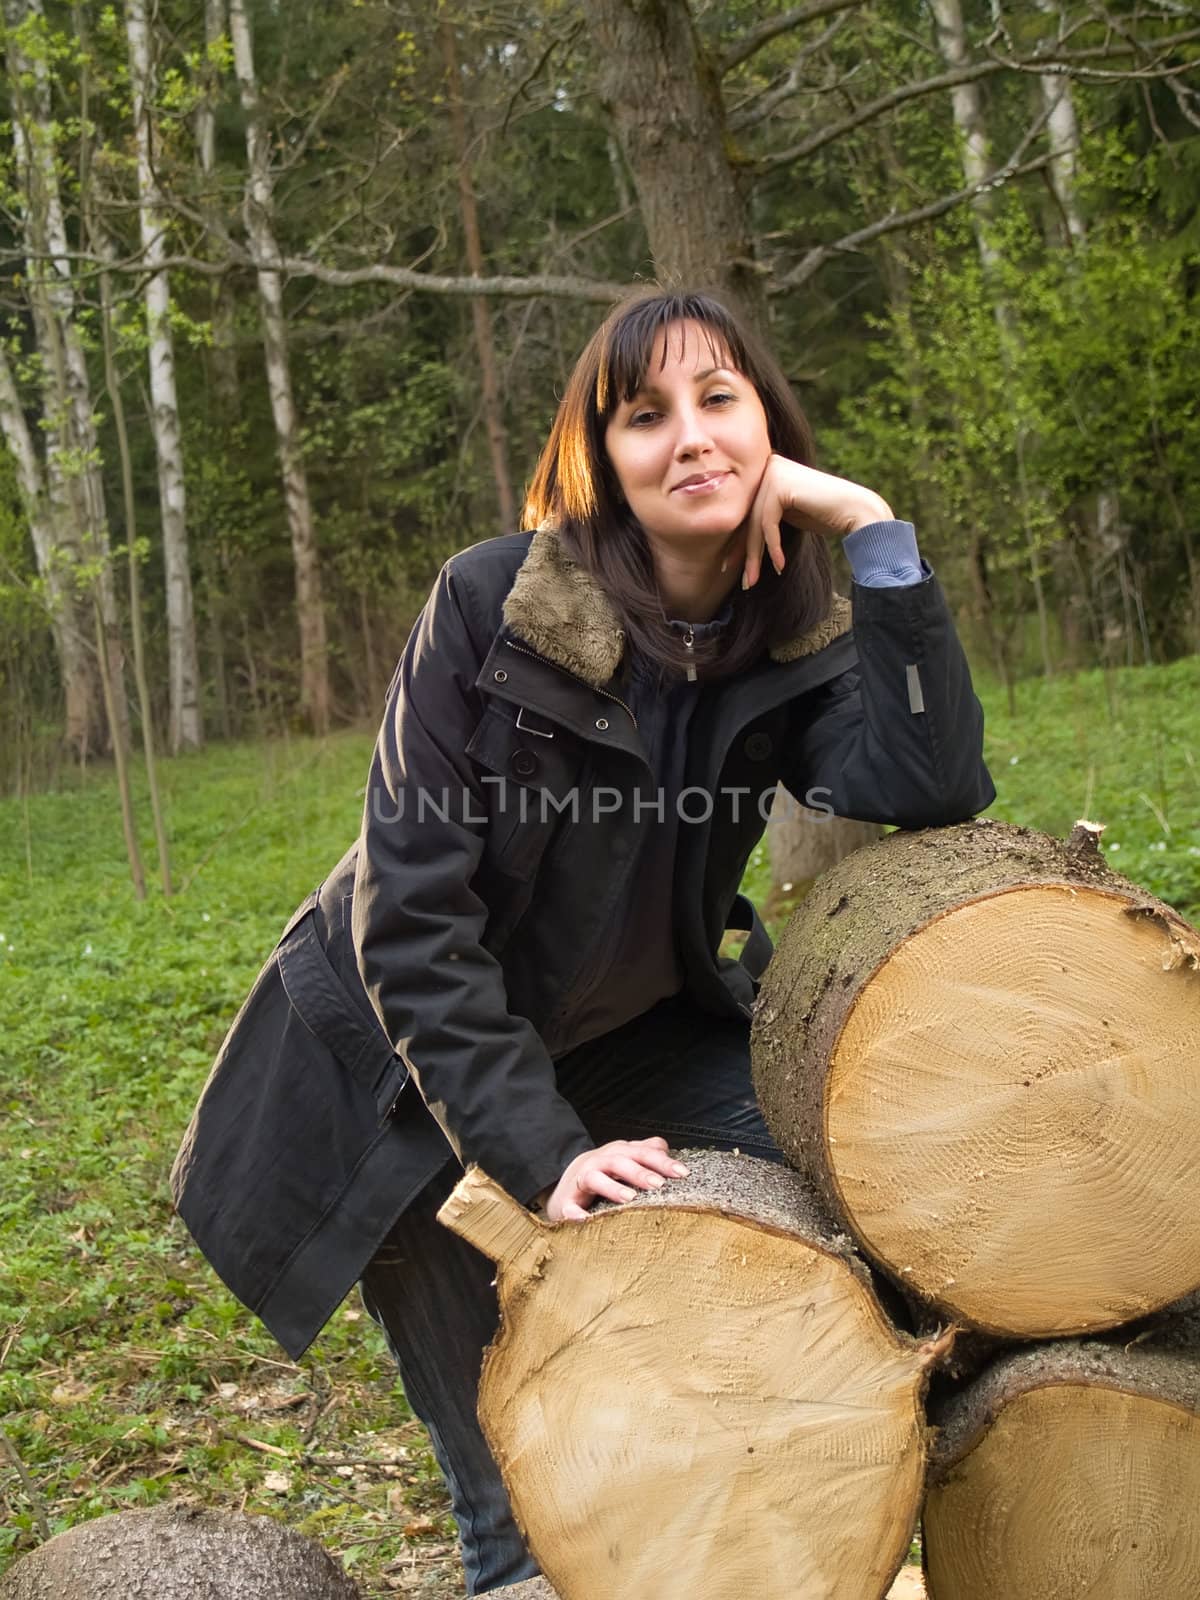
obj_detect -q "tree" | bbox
[125,0,202,752]
[228,0,330,734]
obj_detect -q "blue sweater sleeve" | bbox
[842,519,928,588]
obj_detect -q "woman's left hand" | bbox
[740,455,894,590]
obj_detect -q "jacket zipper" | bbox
[504,638,639,730]
[683,627,697,682]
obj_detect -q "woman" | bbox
[174,289,993,1595]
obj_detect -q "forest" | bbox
[0,0,1197,806]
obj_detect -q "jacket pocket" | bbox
[466,702,584,883]
[171,906,401,1331]
[276,915,408,1121]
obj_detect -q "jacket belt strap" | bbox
[726,893,774,983]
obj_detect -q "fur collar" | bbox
[502,527,852,689]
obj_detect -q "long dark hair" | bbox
[523,289,834,680]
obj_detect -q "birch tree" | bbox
[928,0,1055,678]
[3,0,128,755]
[0,341,94,747]
[228,0,330,734]
[125,0,203,752]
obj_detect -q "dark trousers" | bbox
[359,993,783,1595]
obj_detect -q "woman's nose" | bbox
[673,404,713,457]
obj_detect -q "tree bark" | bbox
[0,1505,360,1599]
[4,0,129,756]
[753,818,1200,1339]
[587,0,765,322]
[228,0,330,734]
[125,0,203,753]
[95,238,173,895]
[923,1337,1200,1597]
[440,1149,942,1600]
[0,342,94,751]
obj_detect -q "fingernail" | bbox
[720,557,728,573]
[649,1174,665,1187]
[673,1164,689,1177]
[741,572,750,591]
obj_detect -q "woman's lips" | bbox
[672,471,730,495]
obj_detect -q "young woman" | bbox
[174,289,994,1596]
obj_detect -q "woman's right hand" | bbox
[543,1137,689,1222]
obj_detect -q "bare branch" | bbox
[1167,74,1200,127]
[772,149,1057,290]
[0,235,629,303]
[719,0,866,76]
[270,258,628,303]
[753,29,1200,175]
[728,16,852,134]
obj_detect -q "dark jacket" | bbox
[172,528,994,1357]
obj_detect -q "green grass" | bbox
[1,656,1198,1592]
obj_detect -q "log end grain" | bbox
[459,1150,935,1600]
[924,1340,1200,1599]
[0,1505,361,1600]
[754,819,1200,1338]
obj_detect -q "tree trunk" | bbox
[125,0,203,753]
[0,1505,361,1599]
[95,240,174,896]
[752,819,1200,1339]
[1034,0,1087,248]
[587,0,764,322]
[228,0,330,734]
[927,0,1003,270]
[928,0,1054,679]
[0,342,95,752]
[766,788,882,893]
[4,0,129,755]
[441,16,516,532]
[196,0,241,417]
[439,1149,943,1600]
[923,1337,1200,1597]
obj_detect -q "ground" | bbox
[2,657,1197,1592]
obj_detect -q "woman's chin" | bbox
[643,512,748,546]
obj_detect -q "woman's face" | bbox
[603,319,772,548]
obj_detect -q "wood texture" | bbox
[753,818,1200,1337]
[440,1149,942,1600]
[924,1340,1200,1597]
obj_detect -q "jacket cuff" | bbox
[842,519,926,588]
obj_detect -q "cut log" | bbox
[495,1569,929,1598]
[0,1505,360,1599]
[923,1339,1200,1597]
[752,818,1200,1338]
[438,1148,946,1600]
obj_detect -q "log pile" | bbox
[442,819,1200,1599]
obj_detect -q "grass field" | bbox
[1,655,1198,1593]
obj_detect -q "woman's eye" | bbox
[706,391,736,407]
[630,409,660,426]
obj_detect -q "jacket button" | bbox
[511,749,538,779]
[595,717,609,731]
[744,732,773,761]
[493,669,508,683]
